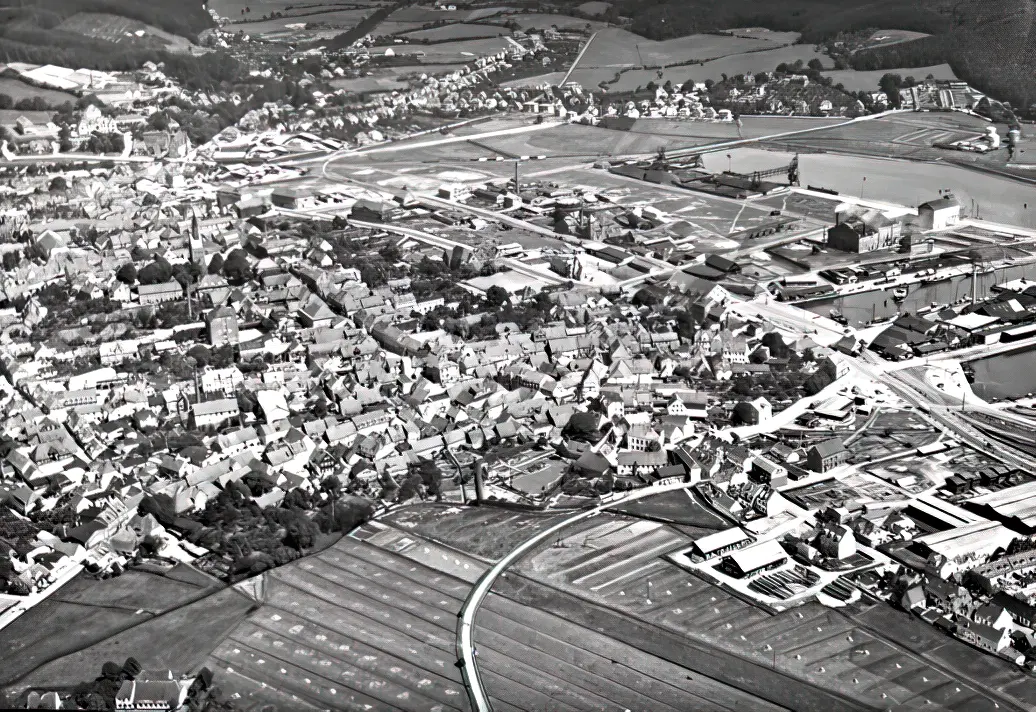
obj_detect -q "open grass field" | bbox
[577,1,612,15]
[372,37,515,62]
[822,64,958,92]
[863,28,932,50]
[727,28,802,45]
[0,110,51,127]
[606,44,831,90]
[464,7,515,21]
[385,5,513,24]
[371,19,430,35]
[470,118,832,161]
[506,515,1022,711]
[55,12,197,52]
[380,504,572,561]
[509,460,566,494]
[0,78,75,106]
[226,8,373,35]
[761,111,994,159]
[636,115,846,141]
[685,44,831,80]
[12,587,255,697]
[575,28,786,69]
[500,70,567,88]
[212,0,391,18]
[500,13,610,32]
[403,23,507,40]
[566,41,830,91]
[611,487,733,528]
[0,565,228,694]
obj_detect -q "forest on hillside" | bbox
[0,0,238,91]
[0,0,214,42]
[615,0,952,43]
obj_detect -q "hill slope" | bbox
[0,0,213,43]
[613,0,1036,113]
[0,0,236,90]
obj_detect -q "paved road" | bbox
[855,352,1036,472]
[559,30,598,86]
[455,479,696,712]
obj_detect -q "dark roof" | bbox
[704,254,740,273]
[575,450,611,475]
[895,314,934,334]
[682,263,725,280]
[991,591,1036,620]
[810,438,847,458]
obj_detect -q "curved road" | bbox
[455,479,695,712]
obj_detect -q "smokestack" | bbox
[445,448,466,504]
[474,457,486,505]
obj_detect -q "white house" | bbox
[190,398,240,428]
[918,196,962,231]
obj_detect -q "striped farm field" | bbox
[203,531,475,711]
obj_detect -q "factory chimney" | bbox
[473,457,486,505]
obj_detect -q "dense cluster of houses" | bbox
[0,128,885,602]
[853,505,1036,669]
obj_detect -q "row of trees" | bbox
[0,94,67,112]
[138,481,375,581]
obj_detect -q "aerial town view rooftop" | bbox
[3,0,1036,710]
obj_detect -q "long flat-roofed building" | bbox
[965,481,1036,533]
[914,520,1018,563]
[689,527,754,561]
[720,539,787,578]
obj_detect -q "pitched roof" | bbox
[810,438,847,458]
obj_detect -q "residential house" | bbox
[137,281,182,305]
[206,306,239,347]
[806,438,849,473]
[190,398,240,428]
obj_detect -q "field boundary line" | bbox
[476,597,751,712]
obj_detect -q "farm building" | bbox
[689,527,754,561]
[720,539,787,578]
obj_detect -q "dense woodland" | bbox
[0,0,239,91]
[615,0,951,43]
[614,0,1036,114]
[0,0,214,43]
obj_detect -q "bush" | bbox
[138,260,172,285]
[222,249,251,283]
[115,262,137,284]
